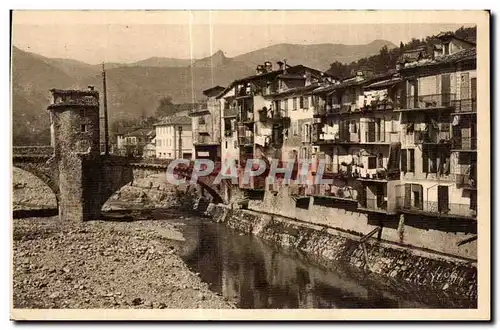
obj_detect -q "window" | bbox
[293,121,299,136]
[368,156,377,169]
[377,153,384,168]
[408,149,415,172]
[304,96,309,109]
[443,42,450,55]
[80,109,86,117]
[283,99,288,111]
[198,117,206,125]
[293,98,298,110]
[81,124,88,132]
[299,97,304,109]
[401,149,407,172]
[225,141,228,149]
[350,120,357,133]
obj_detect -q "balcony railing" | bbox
[365,131,397,144]
[451,137,477,151]
[402,93,456,110]
[238,136,254,146]
[223,107,238,118]
[414,130,452,144]
[197,124,208,133]
[452,99,477,114]
[190,104,209,115]
[313,104,345,117]
[258,108,290,124]
[455,173,477,189]
[359,197,387,212]
[396,197,476,218]
[361,98,399,111]
[193,134,218,145]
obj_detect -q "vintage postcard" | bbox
[10,10,490,321]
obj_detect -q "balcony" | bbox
[414,130,452,144]
[258,108,290,126]
[223,107,238,118]
[451,137,477,152]
[238,136,254,146]
[358,197,388,213]
[396,197,476,219]
[455,173,477,190]
[452,99,477,114]
[313,104,342,117]
[398,93,456,111]
[193,133,219,146]
[189,104,209,116]
[361,98,399,112]
[364,131,399,144]
[197,124,208,133]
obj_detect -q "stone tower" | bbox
[47,87,101,221]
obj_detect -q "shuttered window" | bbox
[401,149,408,172]
[408,149,415,172]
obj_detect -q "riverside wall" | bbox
[205,193,477,306]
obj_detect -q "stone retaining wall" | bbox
[207,203,477,308]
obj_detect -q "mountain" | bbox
[233,40,397,71]
[11,39,395,145]
[132,57,194,68]
[190,50,233,68]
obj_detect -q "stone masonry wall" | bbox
[207,203,477,308]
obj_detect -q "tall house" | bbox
[154,116,193,159]
[218,62,328,190]
[395,32,477,219]
[189,86,225,162]
[312,71,404,213]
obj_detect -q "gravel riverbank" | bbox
[13,216,235,309]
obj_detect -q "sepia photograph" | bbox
[9,10,490,321]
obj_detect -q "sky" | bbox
[11,11,476,64]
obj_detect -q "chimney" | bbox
[277,61,284,71]
[88,85,95,91]
[256,65,265,75]
[264,61,273,73]
[282,59,287,74]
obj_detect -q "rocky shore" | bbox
[12,168,233,309]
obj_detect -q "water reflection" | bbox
[181,220,429,309]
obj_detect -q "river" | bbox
[175,216,438,309]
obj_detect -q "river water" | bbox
[175,216,437,309]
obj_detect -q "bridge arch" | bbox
[12,166,59,209]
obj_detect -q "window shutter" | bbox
[422,146,429,173]
[409,149,415,172]
[401,149,408,172]
[404,184,411,208]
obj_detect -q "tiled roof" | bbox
[154,115,191,126]
[124,128,155,137]
[267,83,321,97]
[401,47,476,69]
[363,77,402,90]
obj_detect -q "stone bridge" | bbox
[12,146,224,221]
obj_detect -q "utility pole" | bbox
[178,125,183,159]
[102,63,109,155]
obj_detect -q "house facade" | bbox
[190,86,225,162]
[154,115,193,159]
[395,33,477,219]
[118,127,155,157]
[217,61,336,190]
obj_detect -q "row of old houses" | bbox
[188,32,477,221]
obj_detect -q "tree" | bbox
[325,61,351,79]
[155,96,177,118]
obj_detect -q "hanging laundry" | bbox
[452,115,460,126]
[431,118,439,129]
